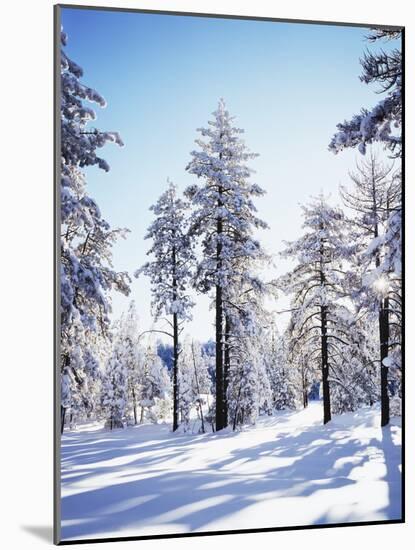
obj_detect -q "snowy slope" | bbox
[61,401,402,541]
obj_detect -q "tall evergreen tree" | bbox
[116,301,145,425]
[263,325,298,411]
[329,29,403,426]
[138,344,170,424]
[285,311,317,410]
[60,27,130,428]
[136,181,194,431]
[329,29,402,158]
[279,196,353,424]
[227,333,272,429]
[177,338,211,433]
[186,99,268,430]
[341,151,401,422]
[101,349,128,430]
[225,277,272,428]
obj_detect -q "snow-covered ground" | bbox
[61,401,402,541]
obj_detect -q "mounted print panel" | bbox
[55,4,404,544]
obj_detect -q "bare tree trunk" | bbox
[216,284,224,430]
[215,185,225,431]
[321,303,331,424]
[301,361,308,409]
[191,341,205,433]
[223,315,230,428]
[303,377,308,408]
[319,230,331,425]
[61,406,66,434]
[132,387,138,425]
[173,311,179,431]
[170,242,180,432]
[374,205,390,426]
[380,296,390,426]
[373,191,390,427]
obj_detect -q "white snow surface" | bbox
[61,401,401,540]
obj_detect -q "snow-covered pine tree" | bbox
[220,270,274,429]
[285,311,317,409]
[138,344,170,424]
[60,27,130,427]
[328,317,380,414]
[223,275,273,429]
[190,341,213,429]
[329,29,403,426]
[296,352,313,409]
[60,323,107,431]
[222,245,271,427]
[186,98,268,430]
[365,180,402,418]
[229,358,258,428]
[177,360,193,432]
[329,29,402,158]
[101,349,128,429]
[227,333,272,429]
[263,324,298,411]
[115,301,145,425]
[136,181,194,431]
[61,358,72,433]
[340,150,401,422]
[279,195,354,424]
[177,338,212,433]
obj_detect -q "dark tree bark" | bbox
[340,153,397,427]
[61,406,66,434]
[320,230,331,424]
[172,245,180,432]
[303,390,308,409]
[321,304,331,424]
[215,185,225,431]
[380,296,390,426]
[132,387,138,425]
[373,193,390,427]
[223,315,231,427]
[301,360,308,408]
[173,311,179,431]
[215,285,225,430]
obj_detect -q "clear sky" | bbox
[60,7,400,341]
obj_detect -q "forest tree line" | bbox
[60,27,402,434]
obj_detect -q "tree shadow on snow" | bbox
[379,423,402,520]
[59,415,400,540]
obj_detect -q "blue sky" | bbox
[61,7,400,341]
